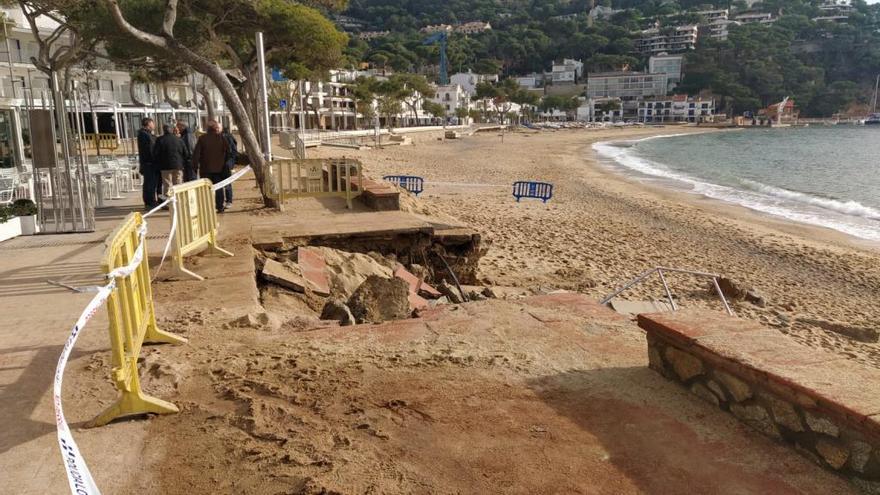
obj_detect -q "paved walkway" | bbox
[0,188,174,493]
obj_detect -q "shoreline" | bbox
[312,126,880,369]
[584,128,880,254]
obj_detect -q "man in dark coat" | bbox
[218,122,237,208]
[137,117,158,208]
[176,120,198,181]
[153,124,190,197]
[193,120,229,213]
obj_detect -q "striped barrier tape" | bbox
[52,167,253,494]
[53,224,146,495]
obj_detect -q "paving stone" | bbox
[691,383,720,407]
[715,370,752,402]
[850,441,873,473]
[730,403,779,438]
[261,259,310,293]
[664,347,703,381]
[706,380,726,402]
[816,439,849,470]
[805,411,840,438]
[297,247,331,296]
[647,345,665,374]
[765,395,804,432]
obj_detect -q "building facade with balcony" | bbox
[637,95,715,123]
[635,25,699,55]
[586,71,668,100]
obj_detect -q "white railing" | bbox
[601,266,735,316]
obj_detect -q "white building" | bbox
[648,53,683,93]
[705,19,740,40]
[635,25,699,55]
[515,73,545,89]
[0,6,223,170]
[429,83,470,121]
[694,9,729,22]
[549,59,584,85]
[586,71,668,100]
[450,70,499,96]
[589,6,621,21]
[734,12,777,24]
[455,22,492,34]
[637,95,715,123]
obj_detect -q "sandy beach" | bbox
[312,126,880,369]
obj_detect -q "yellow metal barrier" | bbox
[168,178,233,281]
[91,212,187,427]
[84,133,120,151]
[267,158,363,209]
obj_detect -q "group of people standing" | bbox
[137,117,238,213]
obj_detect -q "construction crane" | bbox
[423,31,449,85]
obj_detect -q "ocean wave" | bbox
[592,138,880,241]
[740,180,880,220]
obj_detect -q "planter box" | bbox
[19,215,39,235]
[0,216,22,243]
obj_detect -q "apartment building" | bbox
[450,70,499,96]
[0,6,224,170]
[734,12,777,24]
[635,25,699,55]
[586,71,668,100]
[648,53,683,93]
[637,95,715,123]
[549,59,584,85]
[428,83,470,122]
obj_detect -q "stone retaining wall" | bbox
[639,311,880,494]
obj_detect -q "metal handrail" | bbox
[600,266,735,316]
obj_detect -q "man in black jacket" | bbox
[218,122,237,208]
[153,124,190,198]
[137,117,158,209]
[176,120,198,181]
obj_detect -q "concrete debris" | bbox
[313,247,393,299]
[347,275,412,324]
[261,259,313,293]
[320,298,356,326]
[226,312,283,331]
[296,247,332,296]
[438,280,464,304]
[745,289,767,307]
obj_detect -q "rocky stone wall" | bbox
[647,332,880,494]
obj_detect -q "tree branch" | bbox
[162,0,179,37]
[104,0,168,48]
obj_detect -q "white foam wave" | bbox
[592,138,880,241]
[740,180,880,220]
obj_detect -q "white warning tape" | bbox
[53,164,255,495]
[152,196,178,279]
[54,281,111,495]
[212,165,252,191]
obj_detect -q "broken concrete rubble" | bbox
[320,298,356,326]
[347,275,412,324]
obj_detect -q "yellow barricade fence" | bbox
[167,178,233,281]
[91,212,187,427]
[84,133,120,151]
[267,158,363,209]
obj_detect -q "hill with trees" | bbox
[340,0,880,116]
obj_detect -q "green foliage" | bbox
[341,0,880,116]
[0,205,10,224]
[422,100,446,117]
[10,199,37,217]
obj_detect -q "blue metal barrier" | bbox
[512,181,553,203]
[383,175,425,196]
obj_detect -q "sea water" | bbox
[593,127,880,241]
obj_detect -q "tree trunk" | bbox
[197,86,216,122]
[165,40,272,206]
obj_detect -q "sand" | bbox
[311,127,880,368]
